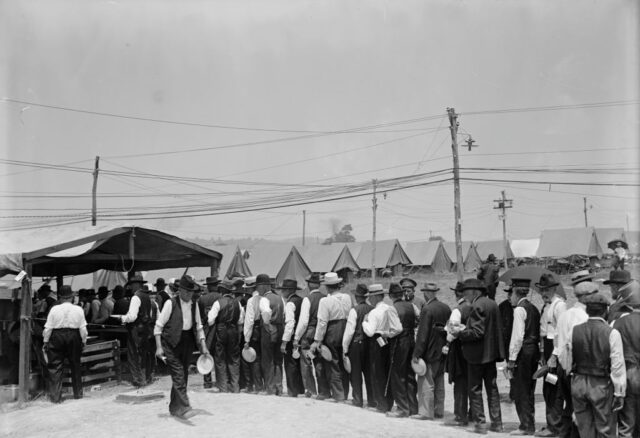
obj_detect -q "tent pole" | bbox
[18,262,33,406]
[56,274,63,291]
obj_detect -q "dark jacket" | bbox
[459,294,505,364]
[498,299,514,355]
[614,312,640,394]
[414,298,451,364]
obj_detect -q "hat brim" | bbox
[323,279,343,285]
[603,280,628,285]
[179,284,199,292]
[366,290,387,296]
[571,276,593,285]
[535,282,560,289]
[126,279,148,286]
[461,286,487,292]
[420,288,440,292]
[277,286,302,291]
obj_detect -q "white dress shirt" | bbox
[282,299,297,342]
[446,298,466,342]
[43,302,88,344]
[314,292,352,342]
[243,292,261,342]
[294,290,321,344]
[120,295,142,324]
[509,297,529,361]
[154,298,205,342]
[362,301,402,338]
[342,308,358,352]
[553,302,588,371]
[207,297,245,327]
[540,295,567,341]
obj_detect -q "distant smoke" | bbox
[329,217,341,234]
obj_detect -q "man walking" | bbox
[412,282,451,421]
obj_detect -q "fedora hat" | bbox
[353,283,368,297]
[511,278,531,289]
[570,270,593,286]
[277,279,302,291]
[178,275,199,292]
[461,278,487,292]
[420,282,440,293]
[306,272,323,284]
[196,353,214,375]
[217,280,236,294]
[255,274,271,286]
[400,278,417,289]
[125,274,147,286]
[204,276,220,286]
[243,276,257,288]
[603,270,631,285]
[154,278,166,287]
[242,347,257,363]
[411,358,427,377]
[366,284,387,296]
[58,285,74,298]
[535,273,559,290]
[388,282,404,295]
[322,272,342,286]
[450,281,464,292]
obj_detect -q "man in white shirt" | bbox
[362,284,403,413]
[242,276,264,393]
[44,285,87,403]
[154,275,209,420]
[278,279,305,397]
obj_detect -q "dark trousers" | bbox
[556,364,580,438]
[348,340,374,407]
[389,335,418,415]
[247,325,264,392]
[126,326,155,386]
[619,393,640,438]
[47,328,83,403]
[260,324,284,394]
[213,325,241,393]
[571,374,616,438]
[368,337,393,412]
[543,338,563,433]
[284,344,304,397]
[322,320,347,401]
[203,326,215,387]
[467,361,502,427]
[513,346,539,431]
[453,372,469,423]
[163,330,195,417]
[300,349,325,396]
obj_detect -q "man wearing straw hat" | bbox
[311,272,352,401]
[278,279,305,397]
[208,280,243,393]
[294,273,328,399]
[154,275,209,419]
[362,284,403,413]
[342,283,375,408]
[412,282,451,421]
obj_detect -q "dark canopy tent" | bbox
[0,223,222,404]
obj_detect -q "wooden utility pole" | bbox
[448,108,465,282]
[302,210,306,246]
[371,179,378,282]
[583,197,588,227]
[91,156,100,226]
[494,190,513,269]
[18,264,32,405]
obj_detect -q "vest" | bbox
[614,312,640,367]
[216,294,240,326]
[265,291,285,325]
[393,299,416,336]
[307,290,323,330]
[353,302,374,344]
[572,319,612,377]
[130,291,155,327]
[518,299,540,348]
[288,294,303,332]
[162,298,198,348]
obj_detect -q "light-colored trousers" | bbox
[417,361,445,418]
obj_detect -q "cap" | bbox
[399,278,417,289]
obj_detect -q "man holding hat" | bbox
[43,285,87,403]
[605,270,632,323]
[449,278,504,434]
[198,276,220,389]
[242,276,264,393]
[279,279,305,397]
[401,277,425,312]
[413,282,451,420]
[342,283,375,408]
[387,282,419,418]
[208,280,243,393]
[535,273,567,437]
[154,275,209,419]
[612,281,640,437]
[116,274,158,387]
[362,284,403,413]
[571,290,626,438]
[293,273,328,399]
[312,272,352,401]
[507,278,540,435]
[477,254,500,300]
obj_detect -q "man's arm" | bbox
[207,301,220,326]
[413,306,431,359]
[243,298,255,344]
[458,304,486,342]
[120,296,141,324]
[342,308,357,354]
[610,328,627,398]
[294,297,310,345]
[314,298,330,342]
[282,301,296,343]
[508,306,526,361]
[362,309,378,338]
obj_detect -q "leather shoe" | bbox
[534,429,558,437]
[510,430,534,436]
[489,423,504,432]
[386,411,408,418]
[409,414,432,420]
[467,424,488,435]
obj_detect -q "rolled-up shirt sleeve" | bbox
[342,308,357,353]
[207,301,220,326]
[259,297,271,325]
[509,306,526,361]
[282,301,296,342]
[154,299,173,336]
[610,328,627,397]
[387,306,403,338]
[314,298,330,342]
[243,297,255,342]
[194,302,205,342]
[446,308,462,342]
[120,295,141,324]
[362,309,378,338]
[294,297,310,343]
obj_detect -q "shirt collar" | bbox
[517,297,529,306]
[375,301,387,309]
[588,316,607,324]
[457,297,465,305]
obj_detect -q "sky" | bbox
[1,0,638,245]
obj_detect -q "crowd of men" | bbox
[35,259,640,436]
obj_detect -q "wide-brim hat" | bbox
[420,282,440,293]
[277,279,302,291]
[411,358,427,376]
[570,270,593,286]
[217,280,236,294]
[604,270,631,285]
[322,272,342,286]
[353,283,368,297]
[388,282,404,295]
[125,274,147,286]
[450,281,464,292]
[242,347,257,363]
[306,273,323,284]
[196,353,214,375]
[343,355,352,373]
[319,345,333,361]
[154,278,167,287]
[204,276,220,286]
[243,276,257,288]
[178,275,199,292]
[366,284,387,296]
[255,274,271,286]
[535,273,559,290]
[461,278,487,292]
[58,285,74,298]
[399,278,417,289]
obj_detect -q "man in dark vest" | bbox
[207,280,242,393]
[117,274,158,387]
[612,281,640,438]
[571,291,626,438]
[293,273,328,399]
[605,270,632,323]
[279,279,305,397]
[342,283,375,408]
[498,282,515,403]
[198,276,220,389]
[242,276,264,393]
[154,275,209,419]
[412,282,451,420]
[507,278,541,435]
[444,281,472,427]
[450,278,505,434]
[255,273,285,395]
[477,254,500,300]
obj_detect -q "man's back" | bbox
[459,296,504,364]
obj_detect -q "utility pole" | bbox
[302,210,306,246]
[372,179,378,282]
[583,197,588,227]
[91,156,100,226]
[448,108,464,282]
[493,190,513,269]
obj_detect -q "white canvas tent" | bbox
[510,239,540,258]
[595,228,625,254]
[298,244,359,273]
[536,227,603,258]
[442,241,482,272]
[475,240,515,262]
[353,239,411,272]
[403,241,452,272]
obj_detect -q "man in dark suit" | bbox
[450,278,505,434]
[498,283,515,403]
[477,254,500,300]
[412,282,451,420]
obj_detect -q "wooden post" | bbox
[371,179,378,282]
[302,210,306,247]
[91,156,100,226]
[18,262,33,405]
[448,108,464,282]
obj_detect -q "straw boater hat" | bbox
[243,276,257,289]
[366,284,387,296]
[570,270,593,286]
[322,272,342,286]
[276,279,302,291]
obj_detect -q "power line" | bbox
[462,100,639,117]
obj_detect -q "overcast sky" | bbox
[1,0,638,244]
